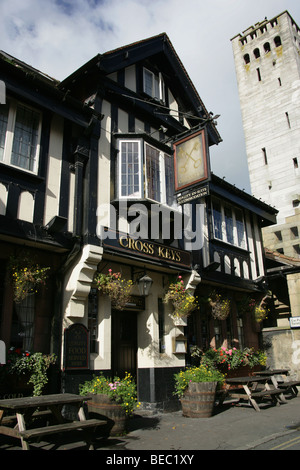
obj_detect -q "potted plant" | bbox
[208,290,231,320]
[195,346,267,379]
[2,347,57,396]
[94,269,133,310]
[164,276,197,320]
[9,254,50,303]
[174,365,225,418]
[79,372,139,435]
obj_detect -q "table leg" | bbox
[48,405,65,423]
[243,385,261,412]
[267,378,287,403]
[16,413,30,450]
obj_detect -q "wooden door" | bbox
[111,310,137,378]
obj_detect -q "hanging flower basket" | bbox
[208,291,231,320]
[94,269,133,310]
[254,296,269,323]
[9,254,50,303]
[163,276,197,319]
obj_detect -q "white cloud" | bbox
[1,0,300,193]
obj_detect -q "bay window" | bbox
[212,197,247,249]
[0,100,41,173]
[117,139,175,206]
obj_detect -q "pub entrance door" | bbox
[111,310,137,378]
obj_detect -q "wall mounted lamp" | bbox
[132,268,153,296]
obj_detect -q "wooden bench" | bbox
[278,381,300,396]
[18,418,106,450]
[251,389,283,399]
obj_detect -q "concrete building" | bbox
[231,10,300,376]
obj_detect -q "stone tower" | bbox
[231,11,300,258]
[231,11,300,371]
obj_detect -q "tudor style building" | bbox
[0,34,277,409]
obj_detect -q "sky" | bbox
[1,0,300,194]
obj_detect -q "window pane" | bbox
[11,104,39,171]
[143,69,153,96]
[13,295,35,351]
[0,104,8,161]
[236,209,246,248]
[146,144,161,202]
[224,206,234,244]
[120,141,140,197]
[165,154,175,206]
[213,199,222,240]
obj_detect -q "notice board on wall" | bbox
[64,323,89,370]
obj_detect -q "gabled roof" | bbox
[59,33,221,145]
[0,50,100,128]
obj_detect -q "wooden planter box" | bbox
[218,365,263,389]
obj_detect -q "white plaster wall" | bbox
[0,183,8,216]
[97,100,112,232]
[44,115,63,226]
[17,191,34,222]
[125,65,136,92]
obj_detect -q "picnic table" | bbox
[221,375,284,412]
[0,393,106,450]
[253,369,300,398]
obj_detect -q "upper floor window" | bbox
[0,99,41,173]
[143,68,165,102]
[117,138,175,206]
[212,197,247,249]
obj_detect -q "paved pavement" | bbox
[1,395,300,452]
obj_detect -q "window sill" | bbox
[211,237,250,255]
[111,197,181,214]
[0,161,45,183]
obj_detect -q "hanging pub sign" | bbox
[64,323,89,370]
[173,128,209,192]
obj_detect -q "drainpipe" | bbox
[73,143,89,238]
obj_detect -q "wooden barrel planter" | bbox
[180,382,218,418]
[87,393,127,436]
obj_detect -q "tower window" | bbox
[278,77,282,86]
[286,112,291,128]
[293,157,298,169]
[262,147,268,164]
[264,42,271,53]
[254,48,260,58]
[291,226,299,239]
[274,36,282,47]
[257,68,262,81]
[293,244,300,256]
[244,54,250,64]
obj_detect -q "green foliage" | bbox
[8,254,50,303]
[79,372,139,415]
[174,365,225,398]
[3,347,57,396]
[94,269,133,310]
[164,276,197,318]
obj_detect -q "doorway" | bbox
[111,310,137,378]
